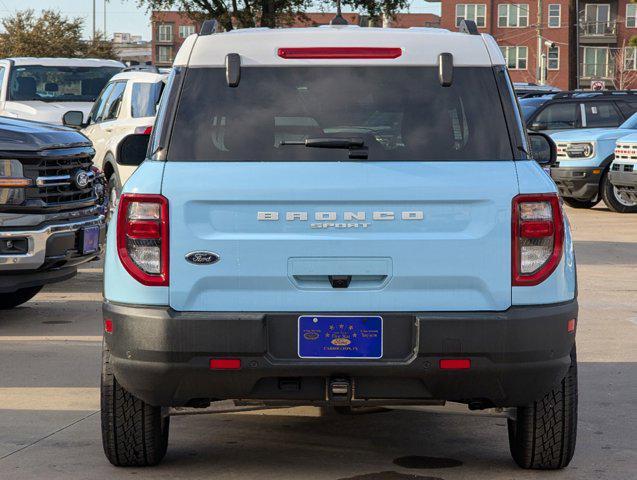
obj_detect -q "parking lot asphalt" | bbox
[0,205,635,480]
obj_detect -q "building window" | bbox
[179,25,195,38]
[548,4,561,28]
[158,24,173,42]
[584,4,611,35]
[500,46,528,70]
[157,46,173,63]
[455,4,486,28]
[627,4,637,28]
[548,46,559,70]
[625,47,637,70]
[583,47,611,77]
[498,4,529,28]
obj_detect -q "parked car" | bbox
[520,91,637,136]
[609,137,637,209]
[0,57,124,125]
[100,21,577,470]
[0,117,106,309]
[550,112,637,212]
[63,68,167,219]
[513,82,560,98]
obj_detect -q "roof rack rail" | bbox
[459,19,479,35]
[200,19,218,36]
[122,65,159,73]
[551,90,637,99]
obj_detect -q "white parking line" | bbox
[0,336,102,342]
[0,388,99,411]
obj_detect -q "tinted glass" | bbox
[616,100,637,118]
[8,65,122,102]
[584,101,622,128]
[89,82,116,123]
[619,111,637,129]
[168,67,513,161]
[131,82,164,118]
[532,103,578,130]
[102,81,127,121]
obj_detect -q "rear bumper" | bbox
[103,300,578,408]
[551,165,602,201]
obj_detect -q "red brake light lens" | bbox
[277,47,402,59]
[116,194,169,286]
[512,194,564,286]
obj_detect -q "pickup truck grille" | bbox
[7,146,98,212]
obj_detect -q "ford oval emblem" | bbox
[185,251,220,265]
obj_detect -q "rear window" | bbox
[131,82,164,118]
[167,66,514,161]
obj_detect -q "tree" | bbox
[612,41,637,90]
[138,0,409,32]
[0,9,116,59]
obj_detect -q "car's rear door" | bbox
[161,65,520,313]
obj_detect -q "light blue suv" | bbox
[550,113,637,212]
[100,21,578,470]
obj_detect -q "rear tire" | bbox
[0,286,43,309]
[101,345,169,466]
[507,347,577,470]
[106,174,121,224]
[601,173,637,213]
[562,197,599,209]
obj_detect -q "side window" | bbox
[583,101,622,128]
[0,66,5,94]
[89,82,115,123]
[101,81,127,122]
[616,101,637,118]
[131,82,165,118]
[531,103,578,130]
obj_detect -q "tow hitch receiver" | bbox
[329,377,352,403]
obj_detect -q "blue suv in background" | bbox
[100,22,578,470]
[550,113,637,212]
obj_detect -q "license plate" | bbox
[81,226,100,254]
[298,315,383,359]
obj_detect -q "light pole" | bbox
[92,0,96,39]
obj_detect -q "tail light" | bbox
[134,126,153,135]
[512,194,564,286]
[117,194,169,286]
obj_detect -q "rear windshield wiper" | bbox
[280,137,368,159]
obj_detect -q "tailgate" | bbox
[163,161,518,312]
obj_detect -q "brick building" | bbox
[150,11,440,67]
[440,1,576,90]
[440,1,637,91]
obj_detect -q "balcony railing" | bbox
[581,62,614,79]
[580,21,617,37]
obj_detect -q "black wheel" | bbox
[562,197,600,209]
[508,347,577,470]
[0,286,43,309]
[101,345,169,466]
[106,174,121,224]
[601,173,637,213]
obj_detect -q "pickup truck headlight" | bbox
[0,159,31,205]
[565,142,594,158]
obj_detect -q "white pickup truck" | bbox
[0,57,123,125]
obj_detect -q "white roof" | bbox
[110,71,168,82]
[175,26,505,68]
[2,57,125,68]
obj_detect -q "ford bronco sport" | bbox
[0,117,106,308]
[101,21,578,470]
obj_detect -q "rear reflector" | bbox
[439,359,471,370]
[210,358,241,370]
[277,47,402,59]
[567,318,576,333]
[104,319,113,333]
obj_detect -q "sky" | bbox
[0,1,442,41]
